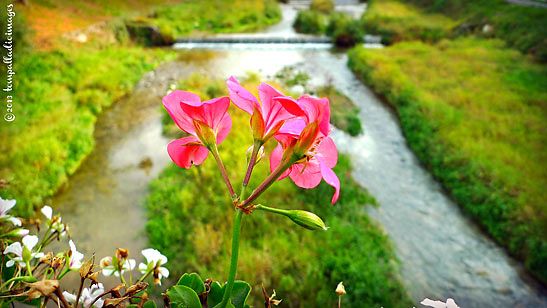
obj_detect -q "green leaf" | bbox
[207,281,224,307]
[143,301,157,308]
[230,281,251,308]
[167,285,201,308]
[126,305,138,308]
[176,272,206,294]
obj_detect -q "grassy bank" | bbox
[0,0,280,216]
[145,76,411,307]
[348,38,547,282]
[362,0,547,61]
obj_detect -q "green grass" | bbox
[363,0,547,61]
[348,37,547,283]
[317,86,362,136]
[145,76,411,307]
[362,0,456,44]
[0,0,281,216]
[0,46,174,217]
[146,0,281,38]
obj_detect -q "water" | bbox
[50,2,546,306]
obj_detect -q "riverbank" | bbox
[349,35,547,283]
[145,74,412,307]
[0,0,280,216]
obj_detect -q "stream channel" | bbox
[51,2,547,307]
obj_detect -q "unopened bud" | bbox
[193,119,216,148]
[336,282,346,295]
[5,228,29,237]
[246,145,265,165]
[100,256,112,268]
[286,210,327,231]
[22,246,32,262]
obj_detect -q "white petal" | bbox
[141,248,160,263]
[33,252,45,259]
[7,216,21,226]
[17,229,29,236]
[63,291,77,304]
[3,242,22,256]
[6,260,14,267]
[124,259,136,270]
[421,298,447,308]
[41,206,53,219]
[138,263,147,273]
[159,267,169,278]
[0,197,16,216]
[102,268,115,276]
[92,299,104,308]
[22,235,39,250]
[446,299,460,308]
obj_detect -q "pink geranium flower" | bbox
[163,91,232,169]
[270,95,340,204]
[226,76,300,142]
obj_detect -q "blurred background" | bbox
[0,0,546,307]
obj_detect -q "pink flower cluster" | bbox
[163,76,340,204]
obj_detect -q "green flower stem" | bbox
[254,204,289,216]
[219,209,243,308]
[242,156,297,207]
[240,141,262,200]
[210,144,237,201]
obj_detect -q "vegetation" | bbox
[293,10,364,47]
[348,38,547,282]
[317,86,362,136]
[146,75,411,307]
[145,0,281,38]
[0,0,280,216]
[361,0,455,44]
[293,10,326,34]
[362,0,547,61]
[310,0,335,14]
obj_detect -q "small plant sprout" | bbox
[336,281,346,308]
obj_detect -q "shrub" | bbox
[311,0,335,13]
[293,10,325,34]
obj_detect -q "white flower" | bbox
[68,240,84,269]
[101,257,136,277]
[421,298,460,308]
[41,205,53,220]
[41,205,67,237]
[138,248,169,285]
[3,235,44,267]
[0,197,21,226]
[63,283,105,308]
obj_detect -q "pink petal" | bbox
[316,136,338,168]
[289,159,322,189]
[257,82,285,122]
[226,76,259,114]
[269,143,290,180]
[318,157,340,204]
[180,97,230,130]
[277,118,307,138]
[296,95,330,136]
[216,113,232,145]
[273,96,305,117]
[167,137,209,169]
[162,90,200,134]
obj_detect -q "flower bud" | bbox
[335,282,346,295]
[246,145,265,165]
[251,106,265,141]
[22,246,32,262]
[193,119,217,148]
[286,210,327,231]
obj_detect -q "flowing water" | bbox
[51,2,546,306]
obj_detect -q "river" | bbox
[51,2,546,307]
